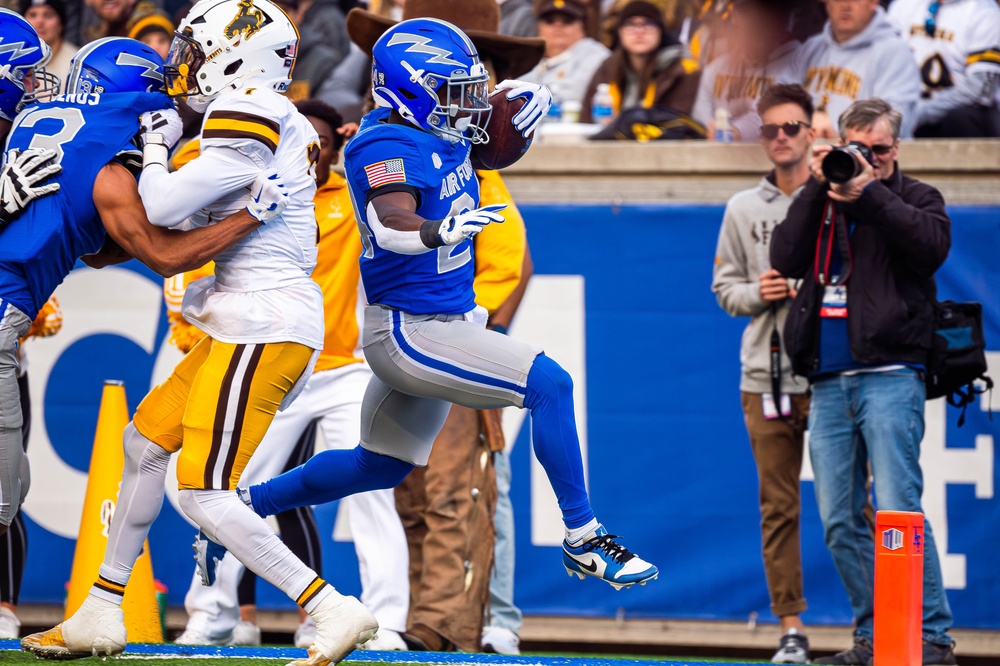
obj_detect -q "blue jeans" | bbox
[486,450,522,634]
[809,368,953,646]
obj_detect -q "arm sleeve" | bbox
[711,202,767,317]
[139,98,281,227]
[472,171,526,313]
[138,147,261,227]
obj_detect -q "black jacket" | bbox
[770,167,951,378]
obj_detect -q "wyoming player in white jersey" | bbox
[21,2,378,665]
[888,0,1000,137]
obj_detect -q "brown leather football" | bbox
[472,90,532,171]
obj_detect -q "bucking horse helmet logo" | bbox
[225,0,267,41]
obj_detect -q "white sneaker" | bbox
[22,596,126,658]
[285,594,378,666]
[481,625,520,655]
[229,620,261,646]
[0,606,20,639]
[175,627,232,645]
[357,628,406,651]
[294,617,316,649]
[772,627,810,664]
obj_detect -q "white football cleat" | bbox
[286,594,377,665]
[357,628,406,651]
[22,596,126,659]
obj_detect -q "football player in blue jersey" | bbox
[234,17,660,595]
[0,36,284,549]
[0,8,64,234]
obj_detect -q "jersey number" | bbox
[12,107,87,162]
[437,192,476,274]
[920,53,954,91]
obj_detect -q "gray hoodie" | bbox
[798,7,921,137]
[712,176,809,395]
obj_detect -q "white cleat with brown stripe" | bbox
[285,594,378,666]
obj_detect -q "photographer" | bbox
[769,98,956,666]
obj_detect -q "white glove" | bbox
[139,108,184,149]
[246,168,288,223]
[0,148,61,227]
[438,204,507,245]
[495,79,552,138]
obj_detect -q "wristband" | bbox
[419,218,446,249]
[142,133,169,170]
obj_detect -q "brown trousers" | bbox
[394,405,502,651]
[741,391,811,619]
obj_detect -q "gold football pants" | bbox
[134,335,313,490]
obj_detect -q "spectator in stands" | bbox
[693,0,801,142]
[798,0,920,138]
[81,0,137,43]
[273,0,345,101]
[770,97,955,666]
[19,0,76,84]
[521,0,611,107]
[125,2,172,59]
[712,83,815,665]
[580,0,698,123]
[498,0,537,37]
[887,0,1000,138]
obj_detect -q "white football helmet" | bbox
[165,0,298,111]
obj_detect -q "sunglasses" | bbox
[865,143,896,156]
[760,121,810,140]
[925,1,940,37]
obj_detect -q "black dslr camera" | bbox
[821,142,876,184]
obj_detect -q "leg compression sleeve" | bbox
[523,354,594,529]
[248,445,413,518]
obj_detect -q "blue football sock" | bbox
[248,445,414,518]
[523,353,595,529]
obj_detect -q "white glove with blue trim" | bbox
[246,168,288,223]
[438,204,507,245]
[494,79,552,138]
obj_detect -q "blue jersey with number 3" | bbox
[0,91,170,320]
[345,108,480,315]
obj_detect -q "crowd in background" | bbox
[4,0,997,139]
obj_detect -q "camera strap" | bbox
[814,199,853,286]
[769,303,784,419]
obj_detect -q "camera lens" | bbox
[822,148,861,184]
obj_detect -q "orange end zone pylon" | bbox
[874,510,924,665]
[64,380,164,642]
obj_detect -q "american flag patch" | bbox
[364,158,406,188]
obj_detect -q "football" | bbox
[472,90,532,171]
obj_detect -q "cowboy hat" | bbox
[346,0,546,81]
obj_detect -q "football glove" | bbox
[25,296,63,339]
[438,204,507,245]
[495,79,552,138]
[139,108,184,149]
[246,168,288,223]
[0,148,61,229]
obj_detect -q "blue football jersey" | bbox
[0,91,170,320]
[344,108,480,315]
